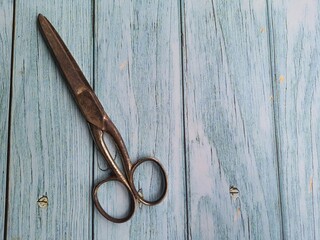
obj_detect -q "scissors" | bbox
[37,14,168,223]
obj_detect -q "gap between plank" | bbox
[178,0,190,239]
[4,0,17,239]
[91,0,96,238]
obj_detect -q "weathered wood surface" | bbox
[182,0,282,239]
[6,1,93,239]
[2,0,320,239]
[269,0,320,239]
[93,1,185,239]
[0,0,13,238]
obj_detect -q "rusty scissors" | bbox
[37,14,168,223]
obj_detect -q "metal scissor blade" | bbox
[38,14,108,130]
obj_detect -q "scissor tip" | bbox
[37,14,46,23]
[37,14,50,29]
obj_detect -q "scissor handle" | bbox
[92,176,136,223]
[89,124,167,222]
[130,157,168,206]
[92,157,168,223]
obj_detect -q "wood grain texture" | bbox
[2,1,320,239]
[182,0,282,239]
[6,2,93,239]
[94,0,186,239]
[269,0,320,238]
[0,0,13,238]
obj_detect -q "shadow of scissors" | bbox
[37,14,168,223]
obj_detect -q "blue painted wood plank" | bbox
[269,0,320,238]
[0,0,14,237]
[94,0,186,239]
[6,2,93,239]
[182,0,282,239]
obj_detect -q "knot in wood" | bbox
[37,196,48,208]
[229,186,239,199]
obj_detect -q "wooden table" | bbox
[1,0,319,239]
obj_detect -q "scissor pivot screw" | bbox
[37,196,48,208]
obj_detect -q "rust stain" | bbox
[260,27,266,33]
[233,208,241,222]
[279,75,285,83]
[119,61,128,71]
[309,176,313,193]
